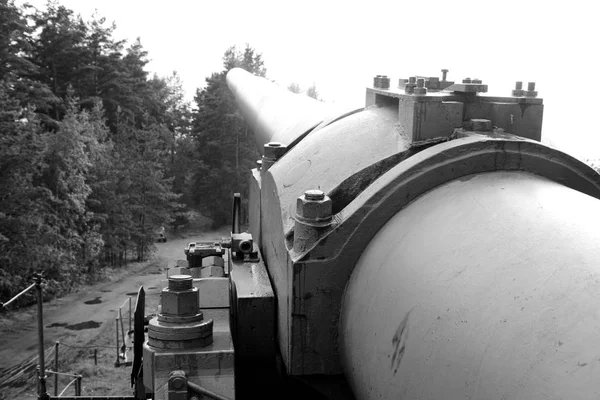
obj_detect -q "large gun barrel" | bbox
[226,68,334,154]
[228,68,600,399]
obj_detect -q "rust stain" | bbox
[391,307,414,375]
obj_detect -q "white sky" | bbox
[18,0,600,160]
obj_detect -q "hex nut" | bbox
[264,142,287,160]
[296,194,332,222]
[201,266,225,278]
[161,288,199,316]
[167,267,191,278]
[201,256,225,267]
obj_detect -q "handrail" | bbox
[0,283,36,308]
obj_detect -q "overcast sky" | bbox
[18,0,600,160]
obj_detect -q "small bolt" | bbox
[527,82,536,91]
[256,159,262,167]
[416,78,425,88]
[441,69,449,81]
[408,76,416,84]
[462,77,472,83]
[305,189,325,201]
[515,81,523,90]
[472,78,482,84]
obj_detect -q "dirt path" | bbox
[0,227,228,398]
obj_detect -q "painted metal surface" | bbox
[266,104,411,235]
[229,244,275,362]
[340,171,600,400]
[260,131,600,376]
[226,68,333,154]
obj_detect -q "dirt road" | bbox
[0,227,228,398]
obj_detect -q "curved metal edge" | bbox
[294,133,600,264]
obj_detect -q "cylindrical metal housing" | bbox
[340,171,600,400]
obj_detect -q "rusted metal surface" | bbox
[339,171,600,400]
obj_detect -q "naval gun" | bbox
[225,67,600,400]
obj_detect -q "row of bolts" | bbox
[374,72,537,97]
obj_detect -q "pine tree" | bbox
[190,45,264,227]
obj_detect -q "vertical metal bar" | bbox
[232,193,241,234]
[119,308,126,358]
[115,316,120,366]
[75,375,82,396]
[35,274,48,400]
[54,341,59,396]
[94,348,97,365]
[128,296,132,333]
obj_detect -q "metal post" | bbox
[54,341,59,396]
[119,308,126,359]
[128,296,132,333]
[75,375,82,396]
[35,274,49,400]
[94,348,97,365]
[115,316,120,366]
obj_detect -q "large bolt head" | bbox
[161,288,198,316]
[296,191,332,223]
[264,142,287,160]
[201,265,225,278]
[201,256,225,267]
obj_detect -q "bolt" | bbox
[441,69,449,81]
[169,370,186,390]
[472,78,482,84]
[408,76,416,84]
[263,141,286,163]
[527,82,536,91]
[380,75,390,89]
[305,189,325,201]
[414,79,427,95]
[296,190,332,222]
[512,81,524,97]
[294,190,333,253]
[256,159,262,167]
[462,77,472,83]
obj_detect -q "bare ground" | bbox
[0,226,229,400]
